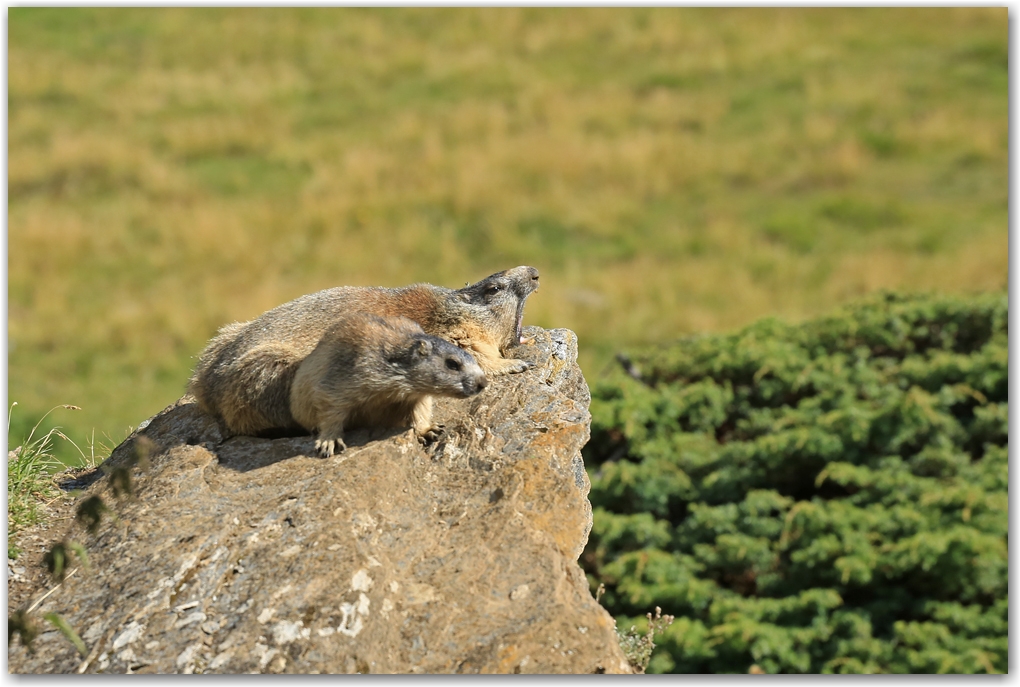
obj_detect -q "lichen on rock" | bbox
[8,327,631,674]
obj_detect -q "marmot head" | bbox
[455,266,540,353]
[399,334,489,398]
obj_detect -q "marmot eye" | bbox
[445,358,462,371]
[485,285,501,295]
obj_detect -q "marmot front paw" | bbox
[314,436,347,458]
[418,425,446,446]
[502,358,536,375]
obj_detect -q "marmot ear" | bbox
[415,338,432,357]
[458,292,471,303]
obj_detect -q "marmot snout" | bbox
[290,314,488,458]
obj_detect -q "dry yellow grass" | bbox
[8,8,1007,461]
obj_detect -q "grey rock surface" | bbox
[8,327,631,674]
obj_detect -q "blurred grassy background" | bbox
[8,8,1007,464]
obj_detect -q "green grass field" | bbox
[8,8,1007,464]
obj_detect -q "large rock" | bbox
[8,327,632,674]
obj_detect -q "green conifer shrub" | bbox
[582,292,1007,674]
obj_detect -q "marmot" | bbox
[290,313,488,457]
[188,265,539,438]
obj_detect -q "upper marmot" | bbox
[188,266,540,438]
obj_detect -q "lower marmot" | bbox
[188,266,539,438]
[291,313,487,457]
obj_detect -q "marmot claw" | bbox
[505,359,535,374]
[314,437,346,458]
[419,425,446,446]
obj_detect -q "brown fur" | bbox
[290,314,487,457]
[188,266,539,438]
